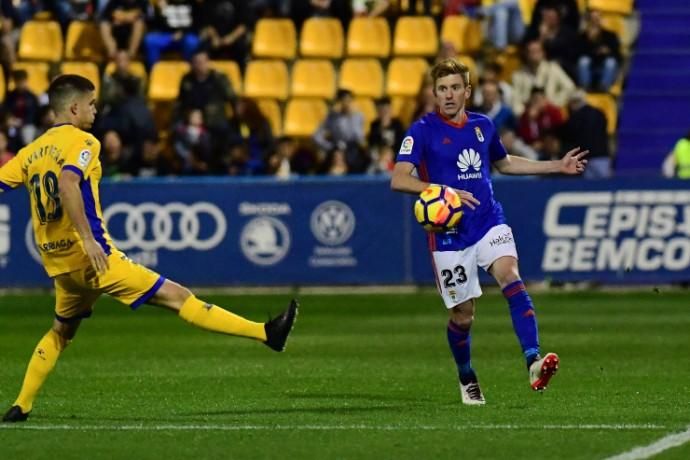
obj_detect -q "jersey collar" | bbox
[436,110,468,128]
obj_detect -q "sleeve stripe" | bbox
[0,181,13,191]
[62,165,84,180]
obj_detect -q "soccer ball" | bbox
[414,185,463,232]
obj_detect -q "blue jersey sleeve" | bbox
[395,121,426,166]
[488,122,508,163]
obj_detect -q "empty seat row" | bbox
[254,16,482,59]
[147,57,452,102]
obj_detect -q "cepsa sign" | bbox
[542,191,690,273]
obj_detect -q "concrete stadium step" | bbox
[626,71,690,91]
[636,31,690,48]
[639,12,690,29]
[631,52,690,70]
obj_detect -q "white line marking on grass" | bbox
[0,423,671,432]
[604,426,690,460]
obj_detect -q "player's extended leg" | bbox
[148,279,298,352]
[489,256,559,390]
[448,299,485,405]
[2,318,81,423]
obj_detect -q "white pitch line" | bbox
[0,423,671,432]
[604,426,690,460]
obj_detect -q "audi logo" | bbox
[103,202,227,251]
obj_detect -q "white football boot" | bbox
[460,381,486,405]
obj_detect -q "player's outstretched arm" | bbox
[391,161,480,209]
[494,147,589,176]
[58,170,109,274]
[391,161,431,194]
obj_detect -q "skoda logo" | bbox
[310,200,355,246]
[240,216,290,266]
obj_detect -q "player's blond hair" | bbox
[430,59,471,89]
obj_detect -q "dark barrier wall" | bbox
[1,177,689,287]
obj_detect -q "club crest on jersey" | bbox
[399,136,414,155]
[474,126,484,142]
[457,148,483,180]
[78,149,91,168]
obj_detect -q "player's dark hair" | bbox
[530,86,546,96]
[336,88,353,100]
[48,74,95,113]
[430,59,470,89]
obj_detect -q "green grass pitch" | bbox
[1,290,689,459]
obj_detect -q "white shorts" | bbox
[431,224,518,309]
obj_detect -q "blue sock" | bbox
[503,280,540,367]
[447,321,476,384]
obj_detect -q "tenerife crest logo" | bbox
[457,148,483,180]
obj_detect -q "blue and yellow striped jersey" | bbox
[0,124,114,276]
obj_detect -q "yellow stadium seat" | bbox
[391,96,416,127]
[352,97,376,136]
[518,0,537,23]
[386,58,429,97]
[61,62,101,95]
[339,58,384,98]
[252,18,296,59]
[291,59,336,99]
[283,98,328,137]
[244,60,289,100]
[209,60,242,94]
[11,62,50,94]
[588,0,633,15]
[65,21,106,62]
[584,93,618,135]
[19,20,63,61]
[300,17,344,58]
[257,99,282,136]
[440,15,482,55]
[346,17,391,58]
[104,60,148,84]
[393,16,438,56]
[148,61,190,101]
[495,46,522,82]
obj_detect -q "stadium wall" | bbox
[1,177,689,287]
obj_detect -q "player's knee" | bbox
[450,301,475,330]
[450,313,474,330]
[51,323,77,346]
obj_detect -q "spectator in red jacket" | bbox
[518,87,565,154]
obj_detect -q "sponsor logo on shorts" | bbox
[489,232,513,247]
[37,238,75,253]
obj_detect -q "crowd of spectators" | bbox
[0,0,627,179]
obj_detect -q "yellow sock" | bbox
[179,296,267,341]
[14,329,67,413]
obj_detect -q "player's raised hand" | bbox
[560,147,589,175]
[453,189,481,210]
[83,238,109,275]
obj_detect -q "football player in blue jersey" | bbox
[391,59,588,405]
